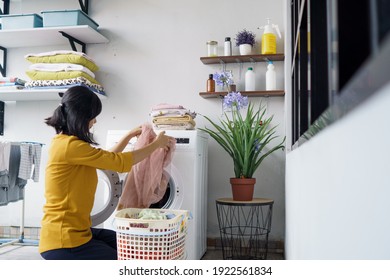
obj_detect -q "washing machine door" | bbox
[91,170,122,227]
[91,165,184,227]
[149,166,183,209]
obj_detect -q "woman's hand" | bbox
[155,131,175,151]
[130,130,176,164]
[129,126,142,138]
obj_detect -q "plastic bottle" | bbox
[258,18,282,55]
[207,74,215,92]
[266,61,276,90]
[245,67,255,91]
[224,37,232,56]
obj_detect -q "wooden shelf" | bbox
[0,89,106,101]
[0,25,108,48]
[200,54,284,65]
[199,90,285,98]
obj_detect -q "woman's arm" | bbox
[130,131,173,165]
[108,127,141,153]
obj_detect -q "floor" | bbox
[0,243,284,260]
[0,244,43,260]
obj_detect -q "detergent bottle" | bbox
[245,67,256,91]
[258,18,282,55]
[265,61,276,90]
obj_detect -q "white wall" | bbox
[0,0,286,243]
[283,0,390,259]
[285,83,390,259]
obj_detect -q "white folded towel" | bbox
[29,63,95,78]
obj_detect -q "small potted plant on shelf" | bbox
[235,29,256,55]
[199,92,285,201]
[213,70,234,92]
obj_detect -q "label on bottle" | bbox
[262,33,276,54]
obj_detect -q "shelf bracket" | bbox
[0,0,10,15]
[0,46,7,77]
[78,0,89,14]
[0,101,4,136]
[59,31,86,53]
[218,59,227,71]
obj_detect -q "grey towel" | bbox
[0,170,9,206]
[7,145,27,203]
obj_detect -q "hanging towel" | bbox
[117,123,176,209]
[0,142,11,206]
[0,142,11,172]
[18,143,42,182]
[7,145,27,204]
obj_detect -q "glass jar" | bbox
[207,41,218,57]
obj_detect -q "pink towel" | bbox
[151,103,184,111]
[117,123,176,209]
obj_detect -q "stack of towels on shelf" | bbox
[23,50,105,96]
[0,77,26,91]
[150,103,197,130]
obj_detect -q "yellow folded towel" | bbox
[152,115,196,126]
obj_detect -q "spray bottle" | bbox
[258,18,282,55]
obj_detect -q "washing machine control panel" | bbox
[175,137,190,144]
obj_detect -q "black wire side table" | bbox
[216,198,274,260]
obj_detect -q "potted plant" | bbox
[199,92,285,201]
[235,29,256,55]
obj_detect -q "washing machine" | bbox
[91,129,208,260]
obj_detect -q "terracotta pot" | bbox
[230,177,256,201]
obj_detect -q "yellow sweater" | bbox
[39,134,133,253]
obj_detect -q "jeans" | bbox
[40,228,117,260]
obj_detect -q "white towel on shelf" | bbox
[29,63,96,78]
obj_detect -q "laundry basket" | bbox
[114,208,190,260]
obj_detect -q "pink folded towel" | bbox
[151,103,184,111]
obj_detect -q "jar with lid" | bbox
[207,41,218,57]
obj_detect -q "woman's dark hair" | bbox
[45,86,102,145]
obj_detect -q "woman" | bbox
[39,86,173,260]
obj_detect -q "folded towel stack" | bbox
[23,50,105,96]
[0,77,26,91]
[150,103,197,130]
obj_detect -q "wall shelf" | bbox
[0,25,108,48]
[199,90,285,99]
[0,89,106,101]
[200,54,285,100]
[200,54,284,65]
